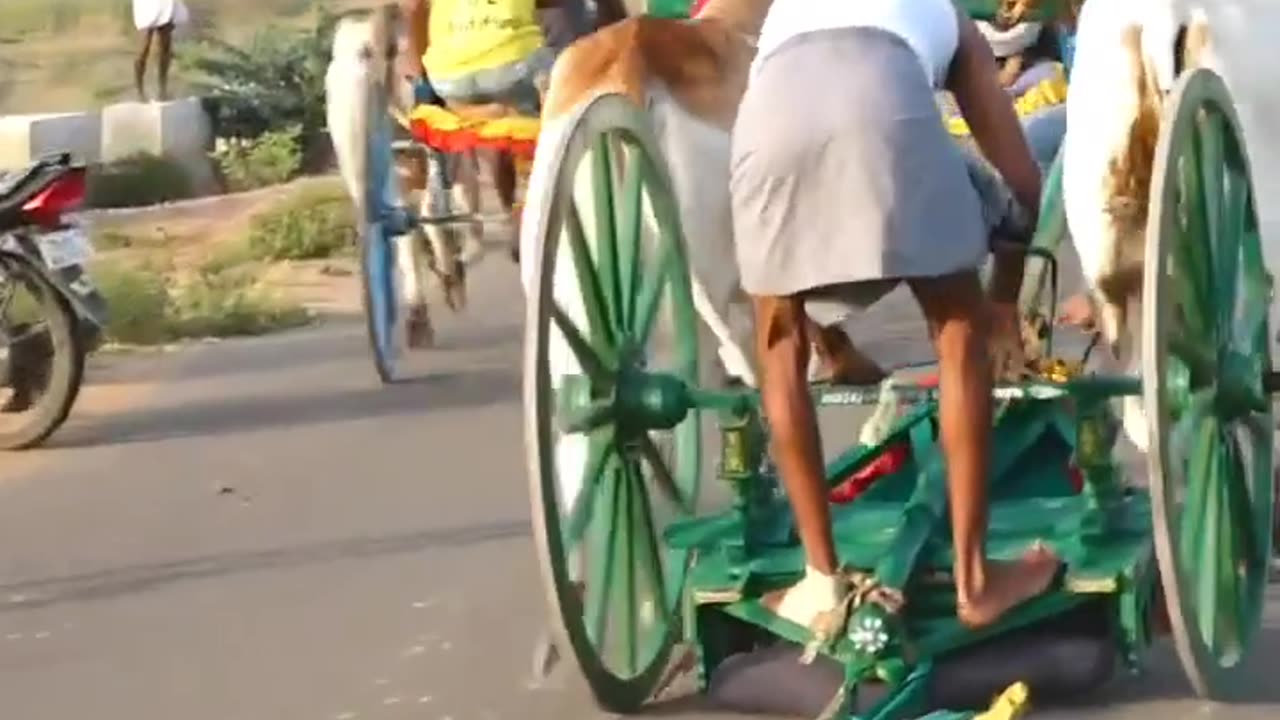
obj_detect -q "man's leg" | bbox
[156,23,175,101]
[134,28,155,101]
[752,294,844,626]
[906,271,1059,628]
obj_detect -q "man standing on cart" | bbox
[730,0,1060,640]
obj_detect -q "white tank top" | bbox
[751,0,960,89]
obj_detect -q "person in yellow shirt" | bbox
[397,0,626,265]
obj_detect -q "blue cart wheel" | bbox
[360,217,399,384]
[358,43,401,384]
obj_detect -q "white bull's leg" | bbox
[396,227,435,349]
[652,92,758,388]
[452,149,487,264]
[1064,3,1156,453]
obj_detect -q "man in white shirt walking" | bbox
[132,0,190,101]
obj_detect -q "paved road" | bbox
[0,251,1277,720]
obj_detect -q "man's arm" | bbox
[946,10,1043,306]
[399,0,429,80]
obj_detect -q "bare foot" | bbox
[956,544,1061,628]
[808,321,886,385]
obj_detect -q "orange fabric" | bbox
[405,104,540,160]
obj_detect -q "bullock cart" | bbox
[522,1,1277,717]
[327,6,540,382]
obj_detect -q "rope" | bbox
[799,570,905,664]
[846,570,906,615]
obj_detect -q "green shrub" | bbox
[85,154,195,209]
[199,240,258,275]
[212,125,304,191]
[91,260,311,345]
[169,269,310,338]
[247,185,355,261]
[91,261,173,345]
[182,10,337,170]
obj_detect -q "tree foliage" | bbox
[181,9,337,169]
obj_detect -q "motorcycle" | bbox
[0,153,108,449]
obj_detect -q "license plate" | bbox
[36,226,94,270]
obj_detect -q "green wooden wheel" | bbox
[1143,68,1275,699]
[524,94,702,712]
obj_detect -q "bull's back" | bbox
[542,16,752,129]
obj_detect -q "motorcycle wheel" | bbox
[0,253,85,450]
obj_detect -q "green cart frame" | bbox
[523,3,1276,718]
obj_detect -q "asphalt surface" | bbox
[0,246,1276,720]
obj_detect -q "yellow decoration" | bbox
[947,64,1068,137]
[1034,357,1084,383]
[974,681,1031,720]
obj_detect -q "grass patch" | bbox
[247,183,355,261]
[92,260,311,345]
[93,229,138,251]
[199,240,260,275]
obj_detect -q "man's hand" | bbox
[989,301,1027,381]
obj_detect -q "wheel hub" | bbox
[558,358,695,437]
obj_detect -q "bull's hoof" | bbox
[406,305,434,349]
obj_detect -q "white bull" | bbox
[1063,0,1279,451]
[326,9,468,348]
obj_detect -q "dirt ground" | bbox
[87,177,360,313]
[84,173,518,320]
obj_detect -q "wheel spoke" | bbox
[1177,411,1216,573]
[1176,138,1214,341]
[1189,418,1221,649]
[1197,111,1238,337]
[632,242,673,345]
[564,428,617,548]
[592,135,621,331]
[550,301,614,383]
[613,457,639,675]
[627,456,669,668]
[565,201,617,353]
[586,458,621,648]
[616,140,644,332]
[1209,427,1247,658]
[1220,427,1262,573]
[637,432,692,514]
[7,322,48,346]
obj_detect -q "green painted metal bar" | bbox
[1074,396,1125,539]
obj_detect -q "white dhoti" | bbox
[133,0,189,31]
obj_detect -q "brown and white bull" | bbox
[518,0,895,394]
